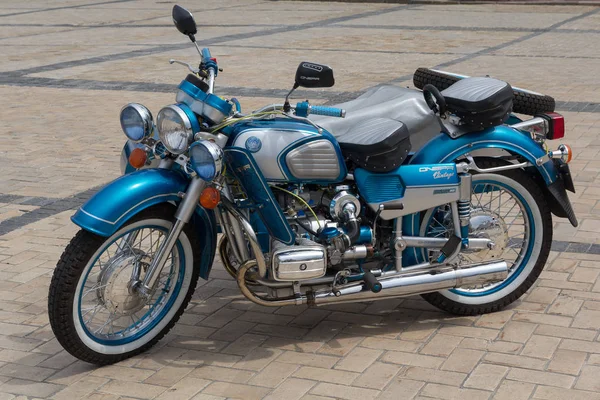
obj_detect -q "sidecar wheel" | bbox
[420,160,553,316]
[48,204,200,365]
[413,67,556,115]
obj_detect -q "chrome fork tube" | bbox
[221,184,250,263]
[137,176,206,299]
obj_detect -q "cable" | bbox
[270,185,323,230]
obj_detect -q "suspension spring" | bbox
[457,200,471,221]
[457,200,471,239]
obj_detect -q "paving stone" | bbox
[263,378,316,400]
[547,349,587,375]
[441,348,485,373]
[310,382,379,400]
[464,364,508,390]
[419,383,490,400]
[351,362,401,390]
[202,382,271,400]
[493,380,535,400]
[521,335,561,359]
[333,347,382,373]
[293,366,359,385]
[506,368,575,388]
[574,365,600,392]
[247,362,299,388]
[420,334,463,357]
[378,379,424,400]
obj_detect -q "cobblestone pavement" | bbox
[1,1,600,399]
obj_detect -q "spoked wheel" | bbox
[48,204,200,365]
[420,159,552,315]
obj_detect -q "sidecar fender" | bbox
[71,168,217,280]
[411,125,557,185]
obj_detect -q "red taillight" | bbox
[538,112,565,140]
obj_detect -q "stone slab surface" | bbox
[0,1,599,399]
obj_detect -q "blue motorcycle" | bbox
[48,5,577,364]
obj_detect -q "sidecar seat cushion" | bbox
[441,77,513,128]
[337,118,411,172]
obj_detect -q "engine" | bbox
[271,184,378,281]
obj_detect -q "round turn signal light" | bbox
[563,144,573,163]
[200,187,221,209]
[129,148,148,169]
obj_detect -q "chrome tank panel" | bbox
[229,120,345,182]
[286,140,340,180]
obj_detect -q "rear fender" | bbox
[410,125,557,184]
[402,125,576,264]
[71,168,217,279]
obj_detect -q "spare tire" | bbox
[413,67,555,116]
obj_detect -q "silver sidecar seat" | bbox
[310,85,445,154]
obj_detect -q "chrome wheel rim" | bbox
[78,225,183,344]
[422,179,532,295]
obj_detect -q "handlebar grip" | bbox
[201,48,212,61]
[310,105,345,118]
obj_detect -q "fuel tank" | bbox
[224,119,346,246]
[226,119,347,183]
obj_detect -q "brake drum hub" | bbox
[465,209,508,261]
[97,252,150,316]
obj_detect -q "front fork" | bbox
[134,176,207,299]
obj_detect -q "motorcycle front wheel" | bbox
[419,159,553,315]
[48,204,200,365]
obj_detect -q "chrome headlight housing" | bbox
[189,140,223,182]
[120,103,153,142]
[157,104,198,154]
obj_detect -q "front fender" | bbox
[410,125,557,184]
[72,168,217,279]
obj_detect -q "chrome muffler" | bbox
[236,259,508,307]
[309,260,508,306]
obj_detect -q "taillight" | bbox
[537,112,565,140]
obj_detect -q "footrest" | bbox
[363,270,382,293]
[436,235,462,263]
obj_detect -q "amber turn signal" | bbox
[563,144,573,163]
[200,187,221,209]
[129,148,148,169]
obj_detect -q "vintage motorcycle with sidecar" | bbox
[48,5,577,364]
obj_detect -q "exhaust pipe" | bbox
[237,260,508,307]
[310,261,508,306]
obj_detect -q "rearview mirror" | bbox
[172,5,197,38]
[295,62,335,88]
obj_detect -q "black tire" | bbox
[48,204,201,365]
[413,67,556,115]
[421,159,553,316]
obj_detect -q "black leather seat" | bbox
[441,77,513,127]
[336,118,411,172]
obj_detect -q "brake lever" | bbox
[169,59,199,73]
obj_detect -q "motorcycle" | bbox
[48,5,578,365]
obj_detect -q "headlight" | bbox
[157,104,198,154]
[120,103,153,142]
[189,140,223,181]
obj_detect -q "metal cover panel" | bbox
[285,140,341,180]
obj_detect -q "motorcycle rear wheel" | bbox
[48,204,200,365]
[420,159,553,315]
